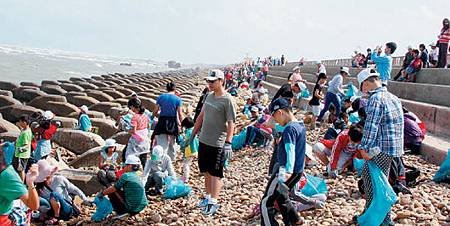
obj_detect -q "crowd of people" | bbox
[0,24,445,224]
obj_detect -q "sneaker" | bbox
[202,203,220,215]
[197,198,209,208]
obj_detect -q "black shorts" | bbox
[198,142,225,178]
[12,157,28,172]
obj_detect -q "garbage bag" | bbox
[300,173,328,196]
[2,142,14,165]
[346,83,358,98]
[358,161,398,226]
[433,150,450,183]
[353,158,365,177]
[300,89,310,99]
[232,128,247,150]
[349,111,360,124]
[91,196,113,222]
[163,176,192,199]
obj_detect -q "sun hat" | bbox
[80,105,89,113]
[151,145,164,161]
[292,66,300,71]
[125,155,141,165]
[42,111,54,120]
[35,159,58,183]
[206,69,225,81]
[429,42,436,47]
[340,67,350,75]
[357,69,380,89]
[103,139,117,150]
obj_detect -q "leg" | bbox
[277,174,302,225]
[260,173,280,226]
[152,171,165,193]
[108,190,127,214]
[330,93,341,117]
[155,134,169,156]
[182,157,192,181]
[97,169,110,187]
[145,173,156,191]
[312,143,330,166]
[317,93,333,121]
[167,135,176,161]
[49,192,73,220]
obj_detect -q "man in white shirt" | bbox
[429,42,439,68]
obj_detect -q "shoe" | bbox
[202,203,220,215]
[197,198,209,208]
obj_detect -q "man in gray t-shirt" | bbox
[192,69,236,215]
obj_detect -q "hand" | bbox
[82,200,93,207]
[223,142,233,160]
[360,150,372,161]
[25,164,39,186]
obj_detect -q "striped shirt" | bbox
[359,87,404,157]
[114,172,148,213]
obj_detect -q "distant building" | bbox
[168,60,181,69]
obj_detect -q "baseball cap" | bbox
[357,69,380,89]
[42,110,54,120]
[429,42,436,47]
[292,66,300,71]
[269,98,290,115]
[340,67,350,75]
[80,105,89,113]
[206,69,225,81]
[125,155,141,165]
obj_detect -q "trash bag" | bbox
[2,142,15,166]
[358,161,398,226]
[433,151,450,183]
[349,111,360,124]
[232,128,247,150]
[353,158,365,177]
[300,89,310,98]
[300,173,328,196]
[346,83,358,98]
[91,196,113,222]
[163,176,192,199]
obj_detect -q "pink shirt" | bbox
[291,72,303,83]
[131,113,149,141]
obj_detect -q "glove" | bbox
[223,142,233,161]
[25,164,39,186]
[314,200,325,209]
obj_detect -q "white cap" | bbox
[340,67,350,75]
[429,42,436,47]
[104,139,117,148]
[151,145,164,161]
[125,155,141,165]
[292,66,300,71]
[80,105,89,113]
[43,110,54,120]
[206,69,225,81]
[357,69,380,89]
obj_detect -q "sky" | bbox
[0,0,449,64]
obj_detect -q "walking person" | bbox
[437,18,450,68]
[124,98,150,165]
[192,69,236,215]
[317,67,350,123]
[260,98,306,226]
[356,69,404,225]
[371,42,397,85]
[153,82,183,161]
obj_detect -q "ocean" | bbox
[0,45,170,84]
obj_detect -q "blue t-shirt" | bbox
[156,93,182,117]
[277,121,306,174]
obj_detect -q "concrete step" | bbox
[270,65,450,86]
[261,80,450,165]
[267,71,450,108]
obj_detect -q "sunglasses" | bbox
[206,79,217,84]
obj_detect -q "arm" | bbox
[62,176,89,202]
[20,164,40,211]
[192,108,204,137]
[314,89,323,100]
[152,105,160,118]
[358,100,383,160]
[165,158,176,177]
[177,107,184,126]
[102,185,117,196]
[371,52,389,64]
[99,156,106,169]
[225,120,235,143]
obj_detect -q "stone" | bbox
[69,77,87,82]
[40,85,68,95]
[0,118,20,133]
[109,131,131,145]
[28,95,67,109]
[0,90,13,97]
[140,96,158,112]
[0,81,19,91]
[150,213,162,223]
[56,168,101,196]
[90,102,122,116]
[113,87,134,96]
[0,131,20,142]
[41,80,61,86]
[60,83,85,92]
[12,88,47,103]
[64,91,87,98]
[89,81,109,88]
[52,129,105,155]
[90,118,119,139]
[102,90,126,99]
[68,144,125,168]
[0,95,22,107]
[86,90,114,102]
[66,95,99,107]
[75,82,98,90]
[20,82,39,87]
[37,101,79,117]
[53,116,78,129]
[67,110,105,119]
[0,105,42,123]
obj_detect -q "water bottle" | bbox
[278,166,286,183]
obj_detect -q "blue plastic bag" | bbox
[353,158,365,177]
[300,173,328,196]
[2,142,15,165]
[163,176,192,199]
[349,111,360,124]
[300,89,310,98]
[232,128,247,150]
[358,161,398,226]
[91,196,113,222]
[346,83,358,98]
[433,150,450,183]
